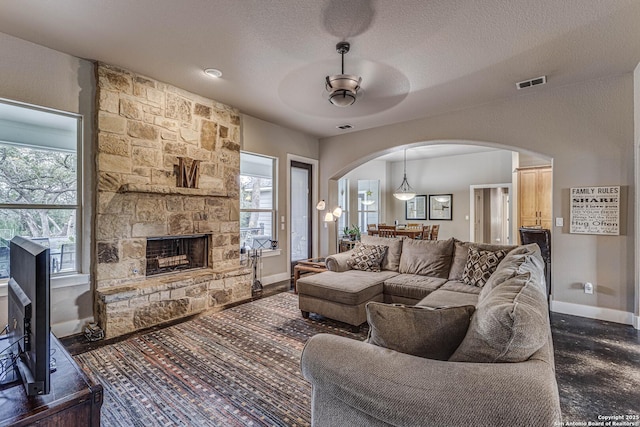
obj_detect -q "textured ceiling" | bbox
[1,0,639,138]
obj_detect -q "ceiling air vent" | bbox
[516,76,547,90]
[336,124,353,130]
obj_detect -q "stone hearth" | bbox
[94,64,250,339]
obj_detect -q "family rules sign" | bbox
[570,186,620,235]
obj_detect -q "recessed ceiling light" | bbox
[204,68,223,78]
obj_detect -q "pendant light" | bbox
[393,149,416,201]
[361,180,375,206]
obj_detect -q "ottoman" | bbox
[296,270,398,327]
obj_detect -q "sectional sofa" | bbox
[298,235,562,426]
[297,235,520,327]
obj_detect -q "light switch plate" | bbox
[555,217,564,227]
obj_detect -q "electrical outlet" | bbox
[584,282,594,294]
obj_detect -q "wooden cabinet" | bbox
[518,166,552,231]
[0,333,102,426]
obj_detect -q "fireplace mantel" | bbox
[119,183,228,197]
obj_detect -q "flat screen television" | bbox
[7,236,50,396]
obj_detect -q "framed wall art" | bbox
[429,194,452,220]
[406,195,427,220]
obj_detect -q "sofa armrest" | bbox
[301,334,561,427]
[325,250,354,272]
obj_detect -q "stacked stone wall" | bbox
[94,63,250,338]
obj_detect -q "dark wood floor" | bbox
[62,292,640,422]
[550,312,640,422]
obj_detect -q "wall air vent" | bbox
[336,124,353,130]
[516,75,547,90]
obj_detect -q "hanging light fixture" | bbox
[325,42,362,107]
[362,181,375,206]
[393,149,416,201]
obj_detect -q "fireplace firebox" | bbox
[146,235,208,276]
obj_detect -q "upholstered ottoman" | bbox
[297,270,398,327]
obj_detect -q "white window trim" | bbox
[0,98,84,278]
[240,151,278,251]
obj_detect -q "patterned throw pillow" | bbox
[347,243,387,272]
[462,247,509,287]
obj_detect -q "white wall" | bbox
[319,73,635,321]
[241,114,319,283]
[634,62,640,329]
[0,31,95,336]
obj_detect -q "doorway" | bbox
[290,161,313,270]
[469,184,512,245]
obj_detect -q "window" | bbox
[337,178,349,237]
[0,100,81,279]
[240,152,277,250]
[357,179,379,231]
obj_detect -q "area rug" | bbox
[74,292,366,427]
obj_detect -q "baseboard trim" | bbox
[634,314,640,330]
[261,272,290,287]
[551,300,635,327]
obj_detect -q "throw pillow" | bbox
[462,247,509,287]
[449,272,549,363]
[366,302,475,360]
[347,243,387,272]
[361,235,404,272]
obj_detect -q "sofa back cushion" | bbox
[366,301,475,360]
[448,239,517,281]
[479,243,544,302]
[399,238,454,278]
[361,235,404,272]
[449,270,549,363]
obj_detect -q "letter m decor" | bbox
[177,157,201,189]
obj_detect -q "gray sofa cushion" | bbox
[449,272,549,363]
[297,270,397,306]
[399,238,454,278]
[361,235,404,272]
[366,302,475,360]
[417,289,480,308]
[439,280,482,295]
[383,274,447,300]
[480,243,544,301]
[449,240,517,281]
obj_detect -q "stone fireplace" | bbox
[94,64,250,339]
[145,235,208,277]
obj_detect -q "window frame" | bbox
[239,151,278,250]
[357,179,380,232]
[0,98,83,279]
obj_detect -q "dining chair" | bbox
[420,225,432,240]
[430,225,440,240]
[378,225,397,238]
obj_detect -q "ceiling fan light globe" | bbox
[326,74,361,106]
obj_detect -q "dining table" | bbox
[367,229,423,239]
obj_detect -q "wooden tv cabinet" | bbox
[0,332,102,426]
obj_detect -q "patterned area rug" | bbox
[75,292,366,427]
